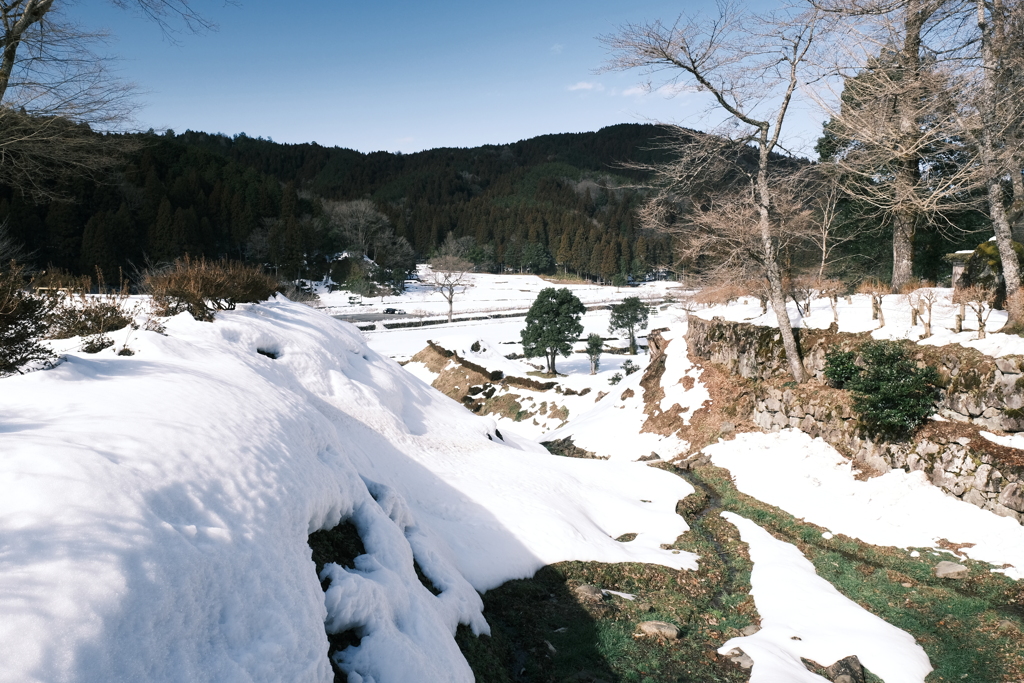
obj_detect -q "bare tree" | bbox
[322,200,391,259]
[603,5,828,382]
[803,171,849,281]
[428,255,473,323]
[0,221,28,264]
[955,283,996,338]
[0,0,209,199]
[813,0,971,293]
[959,0,1024,324]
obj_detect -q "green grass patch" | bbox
[688,463,1024,683]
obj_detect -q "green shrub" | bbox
[823,347,859,388]
[608,372,623,385]
[846,340,939,440]
[1,263,55,376]
[145,257,278,322]
[622,359,640,376]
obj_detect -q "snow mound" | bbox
[0,299,694,683]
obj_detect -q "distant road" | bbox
[330,312,416,324]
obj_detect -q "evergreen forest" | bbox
[0,121,988,291]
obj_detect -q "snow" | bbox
[706,430,1024,578]
[541,319,708,461]
[316,266,679,320]
[719,513,933,683]
[693,289,1024,357]
[0,298,695,683]
[981,430,1024,450]
[10,269,1024,682]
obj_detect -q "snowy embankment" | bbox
[705,430,1024,579]
[693,289,1024,357]
[541,321,708,461]
[0,299,694,683]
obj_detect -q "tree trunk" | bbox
[891,210,917,293]
[446,294,453,323]
[976,0,1022,329]
[890,0,927,294]
[757,141,806,383]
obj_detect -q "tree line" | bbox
[1,124,687,288]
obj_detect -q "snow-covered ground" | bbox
[706,430,1024,579]
[315,265,680,319]
[694,289,1024,357]
[0,298,694,683]
[719,513,933,683]
[7,271,1024,683]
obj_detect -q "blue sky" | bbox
[70,0,826,154]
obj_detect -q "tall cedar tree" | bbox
[521,288,586,374]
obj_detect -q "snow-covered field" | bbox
[314,265,680,320]
[4,271,1024,683]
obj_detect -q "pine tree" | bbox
[520,288,585,374]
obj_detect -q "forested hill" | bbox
[1,123,682,284]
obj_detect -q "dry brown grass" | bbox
[145,257,278,322]
[692,283,747,308]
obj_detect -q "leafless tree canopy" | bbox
[428,255,473,323]
[322,199,391,259]
[603,4,832,382]
[0,0,208,199]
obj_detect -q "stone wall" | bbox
[753,384,1024,523]
[687,315,1024,432]
[687,315,1024,523]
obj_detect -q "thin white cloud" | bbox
[621,83,691,98]
[568,81,604,92]
[622,85,649,97]
[656,83,691,97]
[550,43,564,54]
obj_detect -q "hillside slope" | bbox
[0,299,695,683]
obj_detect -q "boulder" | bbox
[637,620,679,639]
[998,482,1024,513]
[723,647,753,669]
[826,655,866,683]
[573,584,605,602]
[934,560,969,579]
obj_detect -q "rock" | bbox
[637,620,679,639]
[574,584,605,602]
[739,624,760,636]
[637,452,661,462]
[934,560,969,579]
[720,421,735,433]
[998,482,1024,513]
[723,647,753,669]
[995,357,1020,374]
[826,655,866,683]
